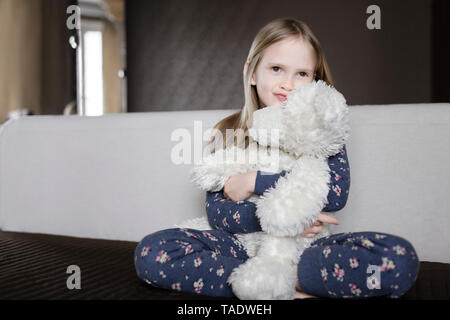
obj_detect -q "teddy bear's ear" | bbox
[279,80,350,158]
[248,80,349,158]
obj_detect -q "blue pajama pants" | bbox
[134,228,419,299]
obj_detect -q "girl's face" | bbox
[251,36,316,108]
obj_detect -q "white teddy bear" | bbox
[179,79,350,300]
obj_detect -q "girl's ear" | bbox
[243,58,251,76]
[244,58,257,86]
[251,74,256,86]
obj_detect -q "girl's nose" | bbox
[280,76,295,91]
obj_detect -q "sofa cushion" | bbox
[0,230,448,300]
[1,104,450,263]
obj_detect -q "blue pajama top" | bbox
[205,145,350,234]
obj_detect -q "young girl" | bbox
[134,17,420,299]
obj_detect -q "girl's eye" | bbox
[271,66,281,72]
[297,71,311,78]
[271,67,309,77]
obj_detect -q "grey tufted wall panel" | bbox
[126,0,433,112]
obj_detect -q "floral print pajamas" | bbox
[297,231,419,299]
[134,227,249,297]
[134,145,420,298]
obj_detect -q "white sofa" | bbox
[0,103,449,263]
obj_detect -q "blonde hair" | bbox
[207,17,334,153]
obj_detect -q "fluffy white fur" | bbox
[178,80,350,300]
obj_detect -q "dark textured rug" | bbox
[0,230,448,300]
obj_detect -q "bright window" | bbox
[81,20,104,116]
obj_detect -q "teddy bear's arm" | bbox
[255,157,331,237]
[252,146,350,212]
[189,146,252,192]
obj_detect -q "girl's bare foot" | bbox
[295,288,317,299]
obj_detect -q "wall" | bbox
[41,0,77,115]
[103,0,126,114]
[126,0,434,112]
[0,0,43,121]
[0,0,76,122]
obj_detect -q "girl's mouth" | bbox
[275,94,287,102]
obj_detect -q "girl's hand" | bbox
[299,213,340,238]
[223,171,257,202]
